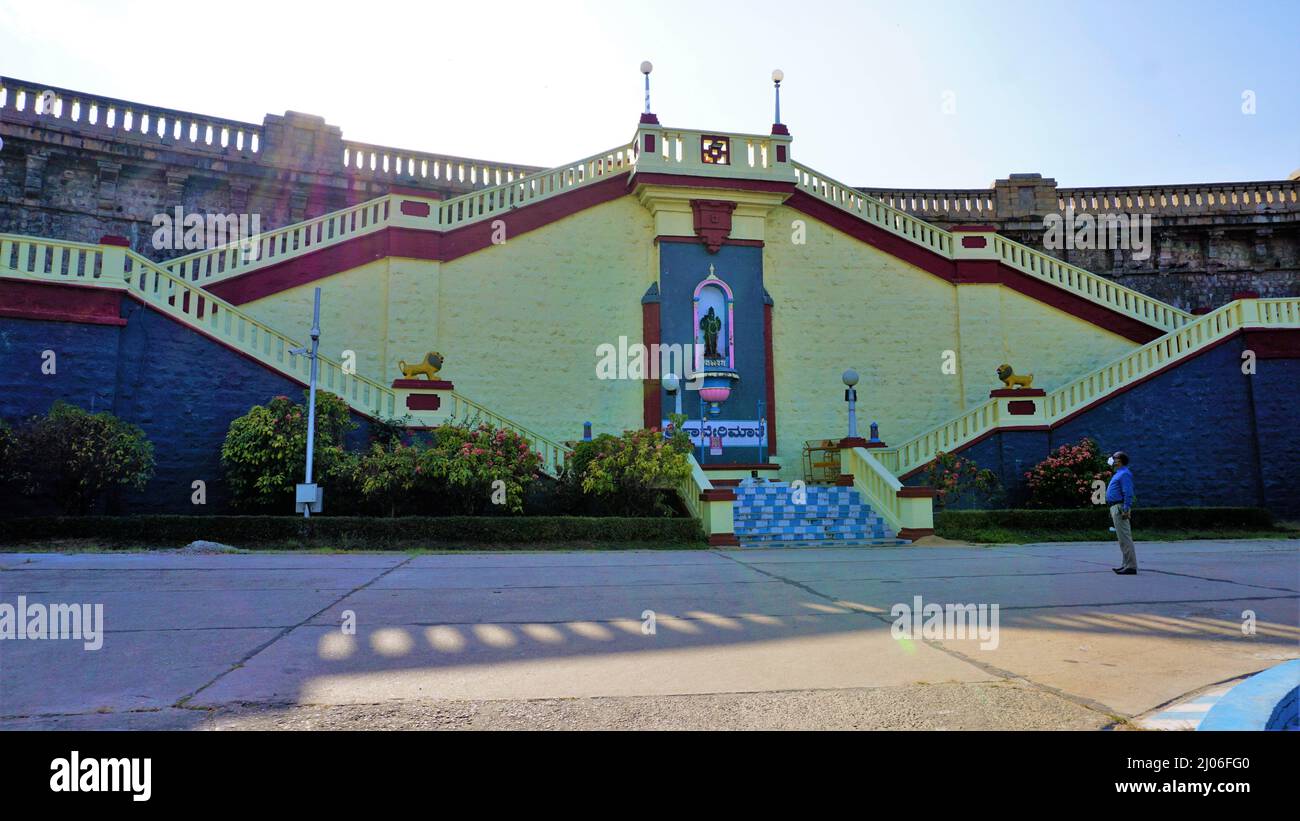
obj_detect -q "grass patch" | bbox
[0,515,706,552]
[935,507,1297,544]
[0,540,709,554]
[941,527,1299,545]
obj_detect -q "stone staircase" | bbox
[732,482,908,548]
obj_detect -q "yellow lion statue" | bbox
[997,363,1034,389]
[399,352,444,380]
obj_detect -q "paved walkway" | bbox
[1,539,1296,730]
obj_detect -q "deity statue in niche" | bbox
[699,307,723,359]
[692,267,739,416]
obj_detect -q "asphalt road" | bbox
[1,539,1296,730]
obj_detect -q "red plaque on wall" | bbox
[691,200,737,253]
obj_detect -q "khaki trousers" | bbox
[1110,503,1137,571]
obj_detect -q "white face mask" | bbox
[1107,457,1115,466]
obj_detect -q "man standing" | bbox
[1106,451,1137,575]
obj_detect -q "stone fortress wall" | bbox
[860,172,1300,311]
[2,76,1297,311]
[0,77,541,259]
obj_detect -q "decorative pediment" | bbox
[691,199,737,253]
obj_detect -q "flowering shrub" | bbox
[562,417,692,516]
[334,422,543,516]
[1024,437,1114,508]
[926,451,1001,510]
[4,402,155,514]
[433,422,543,514]
[220,391,355,511]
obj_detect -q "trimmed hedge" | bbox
[0,515,706,550]
[936,506,1275,537]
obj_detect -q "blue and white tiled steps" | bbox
[732,483,908,548]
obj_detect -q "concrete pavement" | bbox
[0,539,1296,730]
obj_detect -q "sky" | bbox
[1,0,1296,188]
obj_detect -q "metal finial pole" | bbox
[772,69,785,125]
[641,60,654,115]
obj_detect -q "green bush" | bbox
[220,391,356,511]
[927,451,1001,509]
[330,422,544,516]
[0,515,706,549]
[560,416,692,516]
[4,402,155,514]
[936,506,1276,541]
[1024,437,1114,508]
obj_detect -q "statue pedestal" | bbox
[989,388,1047,426]
[391,379,456,427]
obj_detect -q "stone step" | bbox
[731,483,897,547]
[736,537,911,549]
[737,518,891,531]
[734,518,885,530]
[738,530,889,543]
[734,507,883,518]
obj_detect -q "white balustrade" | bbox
[876,298,1300,477]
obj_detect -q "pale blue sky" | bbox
[2,0,1296,187]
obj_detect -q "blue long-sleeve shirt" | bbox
[1105,466,1135,510]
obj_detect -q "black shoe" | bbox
[1113,567,1137,575]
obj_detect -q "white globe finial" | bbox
[842,369,859,387]
[662,373,680,393]
[771,68,784,84]
[641,61,653,75]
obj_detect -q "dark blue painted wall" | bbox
[0,296,369,514]
[5,290,1297,517]
[1250,357,1300,517]
[906,334,1300,517]
[658,242,768,463]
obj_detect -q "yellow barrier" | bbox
[840,446,933,540]
[676,454,737,545]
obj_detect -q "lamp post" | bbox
[842,369,859,440]
[641,61,653,115]
[772,69,784,125]
[289,287,324,517]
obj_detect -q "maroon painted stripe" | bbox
[643,299,661,430]
[763,300,777,455]
[0,278,128,326]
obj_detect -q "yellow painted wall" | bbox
[239,259,392,382]
[242,196,656,444]
[431,196,655,443]
[763,204,1136,479]
[973,285,1137,406]
[238,194,1138,475]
